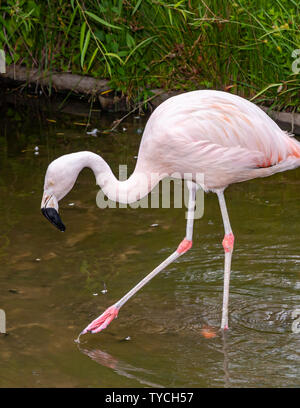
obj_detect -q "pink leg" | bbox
[221,233,234,330]
[79,238,193,336]
[217,190,234,330]
[79,182,198,336]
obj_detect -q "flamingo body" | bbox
[136,90,300,190]
[41,90,300,335]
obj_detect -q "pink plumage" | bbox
[136,90,300,190]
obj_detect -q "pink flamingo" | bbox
[41,90,300,334]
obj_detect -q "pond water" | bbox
[0,93,299,388]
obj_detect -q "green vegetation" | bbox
[0,0,299,110]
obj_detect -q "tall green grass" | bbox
[0,0,299,110]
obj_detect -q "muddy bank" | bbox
[1,66,299,134]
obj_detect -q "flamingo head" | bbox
[41,155,80,232]
[41,193,66,232]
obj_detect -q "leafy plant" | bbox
[0,0,299,110]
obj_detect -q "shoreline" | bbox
[1,66,299,134]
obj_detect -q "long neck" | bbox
[77,151,160,204]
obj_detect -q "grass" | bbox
[0,0,299,110]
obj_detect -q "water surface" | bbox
[0,94,299,387]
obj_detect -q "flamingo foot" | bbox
[81,305,119,335]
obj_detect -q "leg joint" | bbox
[177,238,193,254]
[222,233,234,253]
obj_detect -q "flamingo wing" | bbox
[137,90,300,189]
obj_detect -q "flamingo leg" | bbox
[216,190,234,330]
[81,181,198,335]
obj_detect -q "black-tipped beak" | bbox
[41,208,66,232]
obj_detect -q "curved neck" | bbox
[78,151,160,204]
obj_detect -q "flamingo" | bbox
[41,90,300,335]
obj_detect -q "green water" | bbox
[0,94,299,387]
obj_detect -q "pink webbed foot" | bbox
[81,305,119,335]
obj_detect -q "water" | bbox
[0,93,299,387]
